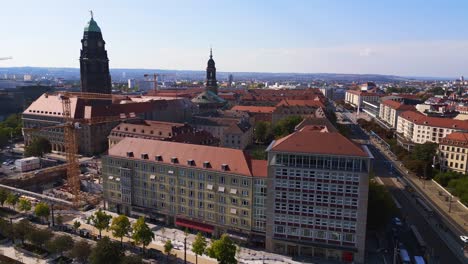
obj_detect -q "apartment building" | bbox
[344,90,381,109]
[191,116,253,149]
[265,126,373,263]
[378,100,415,129]
[396,111,468,146]
[439,132,468,174]
[108,120,218,147]
[102,138,267,241]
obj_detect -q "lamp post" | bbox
[449,195,453,213]
[9,217,14,243]
[184,236,187,264]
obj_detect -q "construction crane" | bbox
[143,73,176,92]
[23,92,127,208]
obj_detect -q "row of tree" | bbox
[87,209,238,264]
[254,116,303,144]
[0,114,22,147]
[434,170,468,205]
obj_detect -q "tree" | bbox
[14,219,33,245]
[89,209,112,238]
[132,217,154,252]
[164,239,174,263]
[367,180,397,230]
[254,121,271,143]
[70,239,91,263]
[89,236,123,264]
[17,198,32,212]
[110,214,132,247]
[272,116,303,138]
[73,220,81,233]
[206,234,237,264]
[0,218,12,239]
[26,228,53,248]
[120,255,143,264]
[34,202,50,223]
[24,137,52,157]
[0,189,8,207]
[47,234,74,256]
[56,214,63,226]
[6,193,18,209]
[192,232,207,264]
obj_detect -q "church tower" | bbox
[206,48,218,94]
[79,12,112,94]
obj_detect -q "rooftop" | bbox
[275,99,325,108]
[399,111,468,130]
[269,125,368,157]
[108,138,266,177]
[440,132,468,147]
[382,100,416,111]
[231,105,275,113]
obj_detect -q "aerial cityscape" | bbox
[1,1,468,264]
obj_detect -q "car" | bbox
[392,217,403,227]
[460,235,468,243]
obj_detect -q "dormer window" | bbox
[171,157,178,164]
[155,155,163,161]
[187,159,195,166]
[203,161,211,168]
[126,152,134,158]
[141,153,149,159]
[221,164,229,171]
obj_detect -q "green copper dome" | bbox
[84,18,101,33]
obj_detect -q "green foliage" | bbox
[26,227,53,248]
[164,239,174,256]
[411,143,438,162]
[0,218,12,239]
[14,219,33,244]
[120,255,143,264]
[89,236,123,264]
[6,193,18,208]
[386,86,417,94]
[206,234,237,264]
[192,232,207,264]
[110,214,132,246]
[55,214,63,226]
[25,137,51,157]
[0,189,9,207]
[367,180,397,230]
[70,239,91,263]
[47,234,74,256]
[131,216,154,251]
[248,145,267,160]
[89,209,112,238]
[0,114,22,147]
[17,198,32,212]
[254,121,271,143]
[273,116,303,138]
[73,220,81,233]
[428,86,445,96]
[434,171,462,186]
[34,202,50,222]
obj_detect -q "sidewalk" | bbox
[72,210,302,264]
[372,138,468,234]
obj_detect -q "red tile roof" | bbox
[275,99,325,108]
[250,160,267,178]
[231,105,275,113]
[382,100,416,111]
[269,126,368,157]
[399,111,468,130]
[108,138,265,177]
[440,132,468,147]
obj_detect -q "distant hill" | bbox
[0,66,447,82]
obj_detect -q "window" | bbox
[275,226,285,234]
[241,190,249,196]
[231,198,238,204]
[242,200,249,206]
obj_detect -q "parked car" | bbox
[460,235,468,243]
[392,217,403,227]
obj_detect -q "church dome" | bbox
[84,18,101,33]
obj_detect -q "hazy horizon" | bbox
[2,0,468,77]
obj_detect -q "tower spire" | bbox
[89,10,94,20]
[210,47,213,59]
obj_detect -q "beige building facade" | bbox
[439,132,468,174]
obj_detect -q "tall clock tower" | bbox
[79,12,112,94]
[206,48,218,94]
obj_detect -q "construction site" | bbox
[0,91,135,211]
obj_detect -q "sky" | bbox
[1,0,468,77]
